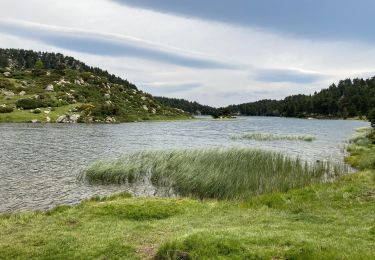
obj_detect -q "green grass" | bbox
[233,132,317,141]
[0,170,374,259]
[0,103,82,123]
[346,128,375,170]
[84,148,346,200]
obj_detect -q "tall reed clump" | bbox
[84,148,346,200]
[233,132,316,142]
[346,128,375,170]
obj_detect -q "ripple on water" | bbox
[0,117,369,212]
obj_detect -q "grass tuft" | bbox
[233,132,316,141]
[84,148,346,200]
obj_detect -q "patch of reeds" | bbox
[233,132,316,142]
[84,148,346,199]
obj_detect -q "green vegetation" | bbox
[0,49,190,123]
[0,169,374,259]
[368,108,375,127]
[233,132,316,142]
[0,106,13,113]
[155,77,375,122]
[346,128,375,170]
[84,148,345,199]
[155,96,217,115]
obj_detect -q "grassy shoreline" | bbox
[0,131,374,259]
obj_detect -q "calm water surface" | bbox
[0,117,369,212]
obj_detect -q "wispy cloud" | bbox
[0,19,238,70]
[140,81,201,95]
[254,68,325,84]
[111,0,375,42]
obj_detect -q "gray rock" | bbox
[56,114,80,123]
[19,90,26,96]
[2,90,14,97]
[70,114,80,123]
[56,115,68,123]
[3,72,11,77]
[105,116,116,123]
[45,84,54,91]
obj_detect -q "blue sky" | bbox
[0,0,374,106]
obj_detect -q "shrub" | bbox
[92,104,121,116]
[368,108,375,127]
[0,78,14,90]
[77,103,95,113]
[0,106,13,113]
[33,108,42,114]
[16,98,56,109]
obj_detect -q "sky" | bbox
[0,0,375,107]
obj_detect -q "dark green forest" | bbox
[155,96,217,115]
[157,77,375,120]
[226,78,375,119]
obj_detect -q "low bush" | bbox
[0,106,13,113]
[0,78,14,90]
[16,98,56,109]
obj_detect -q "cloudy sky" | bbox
[1,0,375,106]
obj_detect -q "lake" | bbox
[0,117,369,212]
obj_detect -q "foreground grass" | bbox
[84,148,345,199]
[0,170,374,259]
[233,132,316,142]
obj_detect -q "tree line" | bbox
[157,77,375,121]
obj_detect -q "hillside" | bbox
[0,49,190,123]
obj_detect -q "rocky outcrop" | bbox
[56,114,80,123]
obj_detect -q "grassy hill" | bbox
[0,49,190,123]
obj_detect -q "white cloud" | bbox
[1,0,375,106]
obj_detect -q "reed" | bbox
[233,132,316,141]
[84,148,346,199]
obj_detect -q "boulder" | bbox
[56,114,80,123]
[19,91,26,96]
[142,105,148,111]
[3,72,11,77]
[45,84,54,91]
[70,114,80,123]
[46,116,51,123]
[104,93,111,100]
[56,115,68,123]
[2,90,14,97]
[105,116,116,123]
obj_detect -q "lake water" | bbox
[0,117,369,212]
